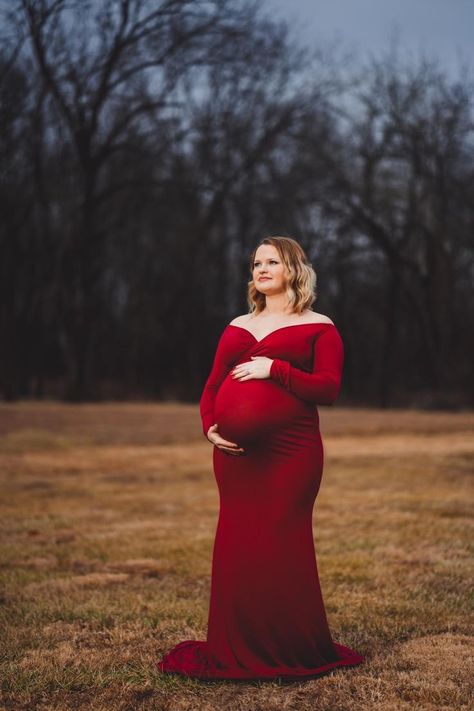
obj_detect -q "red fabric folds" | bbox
[269,325,344,405]
[158,321,365,681]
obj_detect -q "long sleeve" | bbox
[269,325,344,405]
[199,328,233,437]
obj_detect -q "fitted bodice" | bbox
[223,322,330,371]
[211,323,334,446]
[199,321,344,440]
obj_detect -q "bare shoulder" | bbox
[306,311,335,325]
[229,314,253,326]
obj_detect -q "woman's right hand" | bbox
[206,424,245,456]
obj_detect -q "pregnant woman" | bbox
[157,235,365,681]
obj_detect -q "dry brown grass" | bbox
[0,402,473,710]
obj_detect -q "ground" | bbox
[0,402,472,710]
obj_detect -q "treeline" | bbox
[1,0,473,407]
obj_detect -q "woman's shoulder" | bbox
[228,314,253,327]
[303,311,335,325]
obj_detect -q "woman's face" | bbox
[252,245,287,295]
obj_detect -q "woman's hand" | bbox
[231,356,273,381]
[206,424,245,456]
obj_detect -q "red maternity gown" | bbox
[157,320,365,681]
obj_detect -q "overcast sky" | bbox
[265,0,474,76]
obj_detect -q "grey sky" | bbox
[265,0,474,75]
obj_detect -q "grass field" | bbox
[0,402,473,711]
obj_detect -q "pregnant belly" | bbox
[214,373,308,445]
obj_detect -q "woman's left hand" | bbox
[231,356,273,381]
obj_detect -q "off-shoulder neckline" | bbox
[227,322,334,344]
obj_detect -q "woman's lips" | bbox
[259,278,271,281]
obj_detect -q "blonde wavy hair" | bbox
[247,236,317,315]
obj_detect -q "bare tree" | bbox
[315,54,474,405]
[14,0,257,398]
[1,2,473,406]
